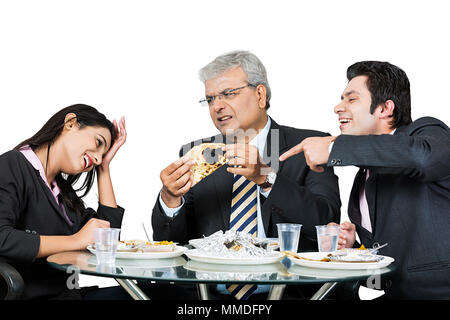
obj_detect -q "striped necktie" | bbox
[230,175,258,235]
[359,169,372,233]
[227,174,258,300]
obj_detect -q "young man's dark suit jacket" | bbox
[0,150,124,300]
[328,117,450,299]
[153,118,341,252]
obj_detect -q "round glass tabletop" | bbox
[47,250,395,285]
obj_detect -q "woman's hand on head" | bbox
[99,116,127,170]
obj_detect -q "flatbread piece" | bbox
[186,143,227,186]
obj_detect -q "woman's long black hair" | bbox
[15,104,116,215]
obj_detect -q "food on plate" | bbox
[266,239,279,248]
[140,241,175,252]
[224,240,243,251]
[283,251,331,262]
[284,246,383,263]
[189,230,276,258]
[115,240,175,253]
[116,240,145,252]
[327,248,383,263]
[186,143,227,186]
[120,240,146,246]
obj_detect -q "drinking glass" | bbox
[94,228,121,264]
[315,225,340,252]
[277,223,302,253]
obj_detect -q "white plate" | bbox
[288,252,395,270]
[184,249,284,265]
[289,265,387,279]
[87,255,187,269]
[87,245,188,260]
[188,237,279,250]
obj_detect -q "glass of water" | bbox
[94,228,121,264]
[277,223,302,253]
[316,225,340,252]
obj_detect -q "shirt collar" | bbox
[249,117,271,157]
[19,146,61,199]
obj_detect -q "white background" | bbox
[1,0,449,299]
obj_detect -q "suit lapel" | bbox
[34,170,71,225]
[262,118,289,172]
[261,118,288,236]
[348,168,365,226]
[348,168,375,240]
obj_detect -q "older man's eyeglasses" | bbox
[199,84,256,107]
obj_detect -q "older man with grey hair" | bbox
[151,50,341,300]
[198,50,272,109]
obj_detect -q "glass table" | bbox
[47,250,394,300]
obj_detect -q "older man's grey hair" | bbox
[199,50,272,109]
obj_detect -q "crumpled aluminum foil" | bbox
[189,230,274,258]
[328,248,384,262]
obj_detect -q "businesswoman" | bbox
[0,104,127,299]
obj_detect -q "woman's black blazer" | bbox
[0,150,124,299]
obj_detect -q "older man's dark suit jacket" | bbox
[329,117,450,299]
[153,118,341,252]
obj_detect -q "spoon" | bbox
[141,222,151,242]
[368,242,388,254]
